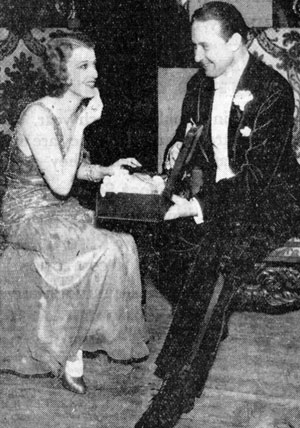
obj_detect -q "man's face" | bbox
[192,19,235,78]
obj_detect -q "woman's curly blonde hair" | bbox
[43,35,95,97]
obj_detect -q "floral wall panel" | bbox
[0,28,73,186]
[0,28,74,135]
[248,28,300,160]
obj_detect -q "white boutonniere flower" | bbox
[240,126,252,137]
[233,90,254,111]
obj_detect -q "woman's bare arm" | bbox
[22,104,85,195]
[22,90,103,195]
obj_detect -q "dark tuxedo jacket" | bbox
[136,55,300,428]
[171,54,300,225]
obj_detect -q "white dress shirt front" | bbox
[192,51,249,223]
[212,53,249,182]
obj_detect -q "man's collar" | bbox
[214,50,249,91]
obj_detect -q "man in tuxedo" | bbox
[136,2,300,428]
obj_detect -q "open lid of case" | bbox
[160,123,204,207]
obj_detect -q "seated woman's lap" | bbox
[6,210,137,265]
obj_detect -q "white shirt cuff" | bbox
[190,197,204,224]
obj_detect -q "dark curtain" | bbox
[80,0,193,170]
[80,0,158,171]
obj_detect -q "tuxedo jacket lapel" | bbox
[227,55,263,168]
[194,55,263,170]
[198,78,214,126]
[198,78,215,164]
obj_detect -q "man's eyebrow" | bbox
[193,41,209,47]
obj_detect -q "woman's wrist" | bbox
[78,163,116,182]
[82,164,101,182]
[84,164,97,182]
[85,165,114,181]
[102,165,114,176]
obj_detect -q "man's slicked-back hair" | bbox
[192,1,249,44]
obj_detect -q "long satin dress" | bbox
[0,103,149,376]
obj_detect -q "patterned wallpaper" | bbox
[0,28,74,183]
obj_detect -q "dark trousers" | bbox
[135,212,295,428]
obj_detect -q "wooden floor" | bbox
[178,311,300,428]
[1,277,300,428]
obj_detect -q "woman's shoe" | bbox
[61,372,87,394]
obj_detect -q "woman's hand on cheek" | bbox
[79,88,103,128]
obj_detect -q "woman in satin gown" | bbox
[0,35,149,394]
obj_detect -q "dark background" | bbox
[273,0,300,26]
[80,0,193,170]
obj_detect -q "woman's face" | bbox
[66,46,98,99]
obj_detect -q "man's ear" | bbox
[228,33,243,52]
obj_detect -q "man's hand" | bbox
[164,194,198,220]
[164,141,183,170]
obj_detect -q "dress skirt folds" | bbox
[0,141,149,376]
